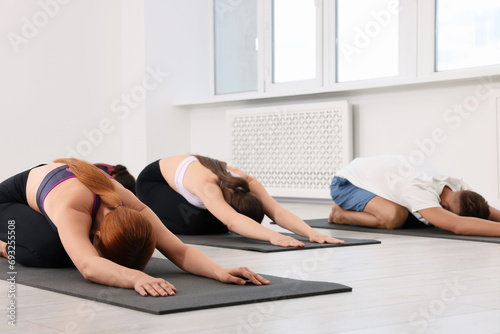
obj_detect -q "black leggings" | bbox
[0,167,71,267]
[136,160,228,235]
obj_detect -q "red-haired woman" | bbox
[136,154,344,247]
[0,158,269,297]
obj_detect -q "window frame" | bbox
[201,0,500,105]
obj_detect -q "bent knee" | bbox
[378,207,408,229]
[16,248,71,268]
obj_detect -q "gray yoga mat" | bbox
[0,257,352,315]
[177,232,381,252]
[304,218,500,244]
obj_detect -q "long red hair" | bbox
[54,158,156,270]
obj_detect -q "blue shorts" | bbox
[330,176,376,212]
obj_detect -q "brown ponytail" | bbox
[53,158,155,270]
[194,155,265,223]
[54,158,121,208]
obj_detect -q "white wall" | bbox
[0,0,125,179]
[120,0,148,177]
[143,0,210,162]
[0,0,202,182]
[0,0,162,180]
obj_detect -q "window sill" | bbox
[172,65,500,108]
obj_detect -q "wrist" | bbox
[307,229,321,239]
[213,266,227,282]
[269,230,283,242]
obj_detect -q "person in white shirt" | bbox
[328,155,500,236]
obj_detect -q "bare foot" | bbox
[328,203,345,224]
[0,241,7,258]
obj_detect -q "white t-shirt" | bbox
[336,155,469,225]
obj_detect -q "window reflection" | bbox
[273,0,317,83]
[337,0,399,82]
[436,0,500,71]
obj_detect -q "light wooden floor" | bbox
[1,202,499,333]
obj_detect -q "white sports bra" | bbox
[174,156,240,209]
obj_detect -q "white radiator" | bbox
[226,101,353,199]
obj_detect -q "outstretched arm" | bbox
[203,188,306,247]
[419,207,500,236]
[55,206,177,297]
[44,182,177,297]
[488,206,500,222]
[140,204,269,285]
[235,168,344,244]
[115,182,270,287]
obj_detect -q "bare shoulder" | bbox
[26,162,66,210]
[182,160,222,198]
[46,178,95,212]
[188,161,220,185]
[113,179,147,212]
[159,155,192,187]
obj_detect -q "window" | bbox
[213,0,258,94]
[436,0,500,72]
[336,0,400,82]
[208,0,500,100]
[273,0,317,83]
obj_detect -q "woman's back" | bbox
[25,163,96,225]
[159,155,219,195]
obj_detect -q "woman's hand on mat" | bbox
[217,267,271,286]
[309,232,345,245]
[270,234,305,247]
[134,276,177,297]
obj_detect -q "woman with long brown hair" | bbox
[136,154,344,247]
[0,158,269,296]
